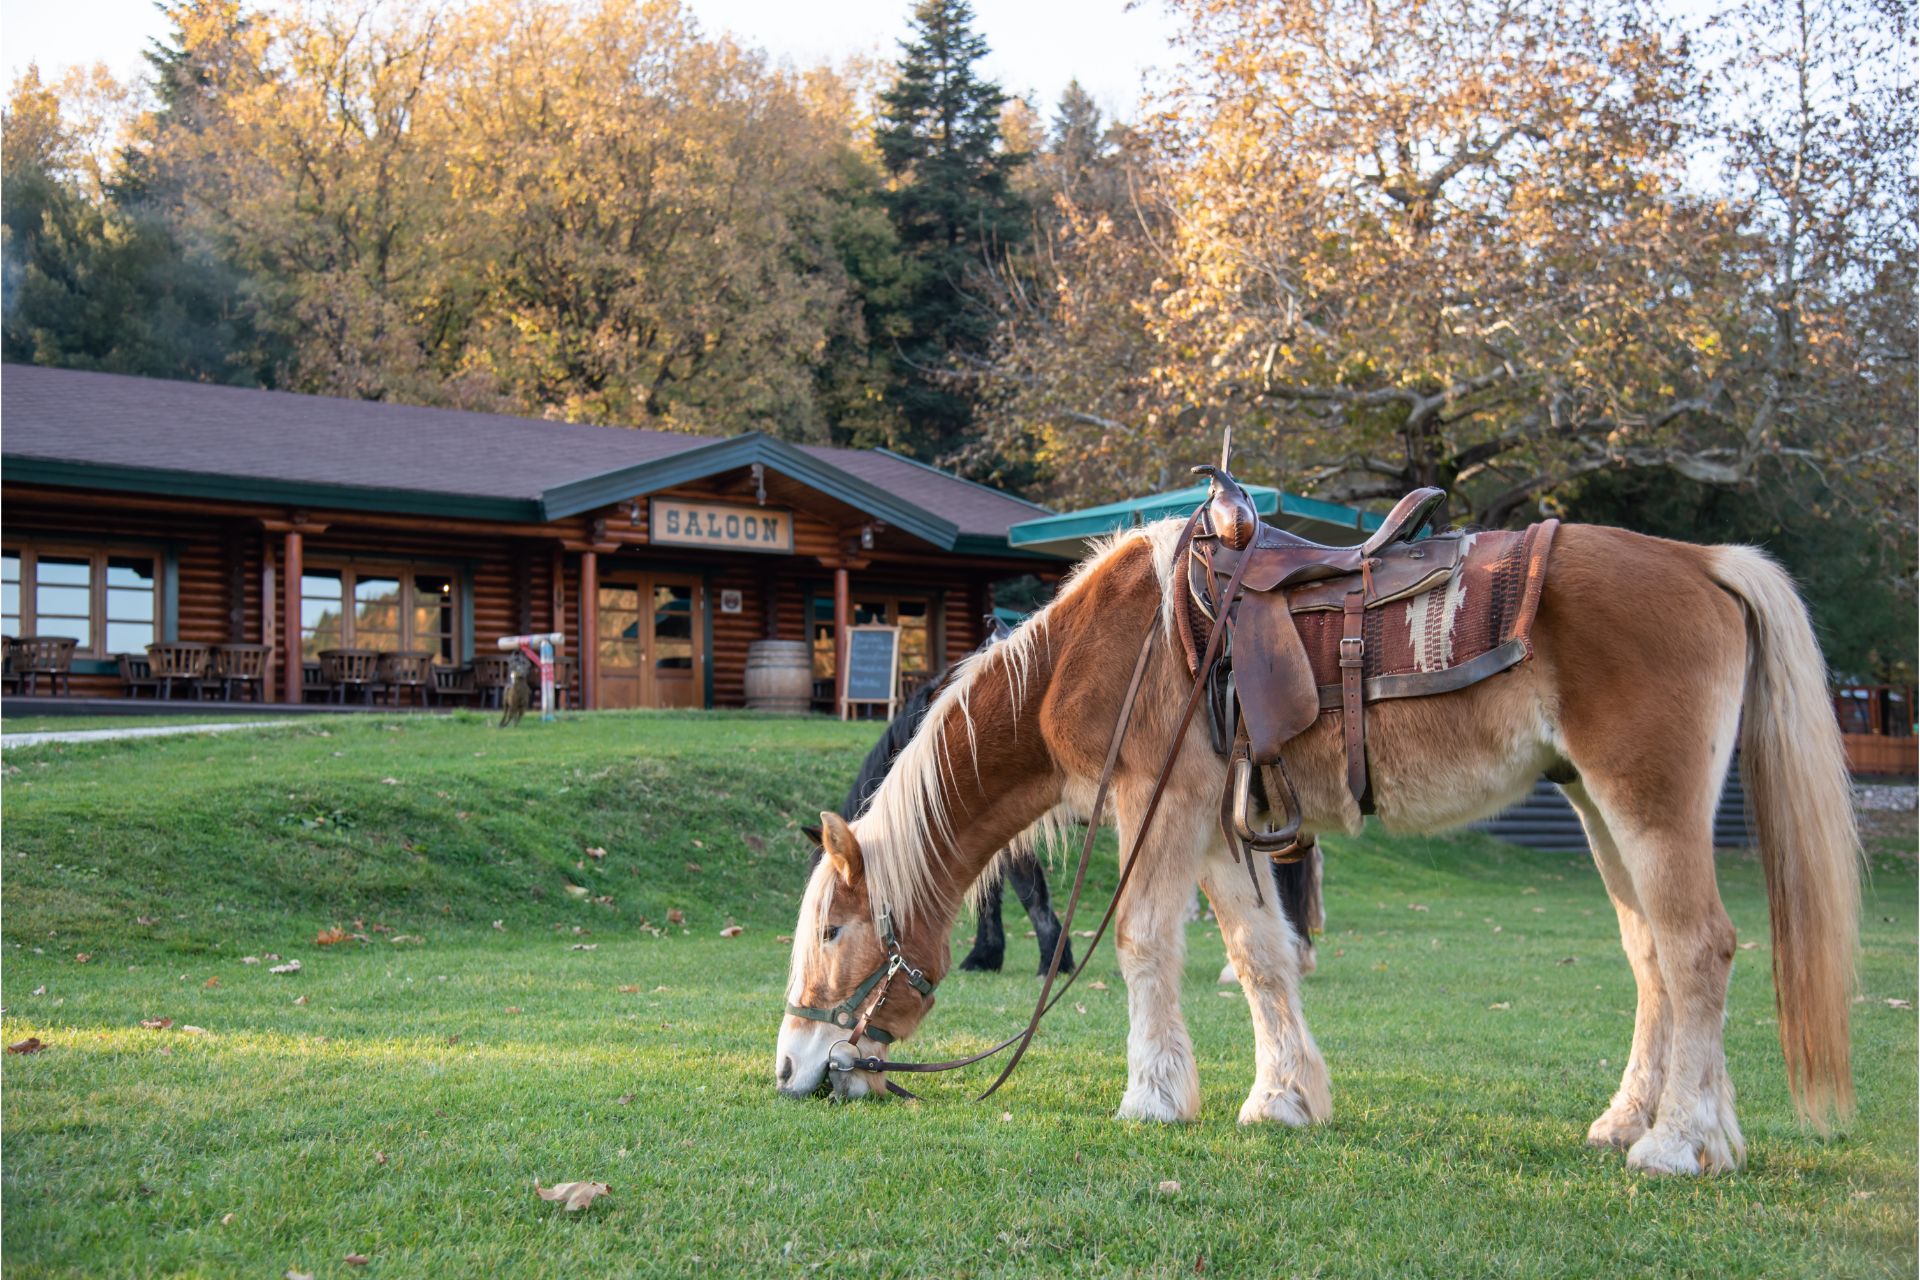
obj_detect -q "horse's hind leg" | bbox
[1201,842,1331,1127]
[1004,850,1073,975]
[1569,778,1745,1174]
[958,871,1007,972]
[1563,782,1670,1151]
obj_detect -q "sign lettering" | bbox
[648,499,794,554]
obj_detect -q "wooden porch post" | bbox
[261,535,277,703]
[281,529,303,705]
[833,564,849,719]
[579,550,599,711]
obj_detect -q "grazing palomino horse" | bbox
[776,513,1856,1176]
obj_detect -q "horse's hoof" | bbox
[958,952,1003,973]
[1033,947,1073,976]
[1236,1085,1324,1128]
[1625,1127,1734,1175]
[1585,1107,1648,1151]
[1217,961,1240,985]
[1116,1089,1197,1124]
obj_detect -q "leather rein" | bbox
[789,511,1253,1101]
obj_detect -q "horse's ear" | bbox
[818,811,862,885]
[800,824,823,848]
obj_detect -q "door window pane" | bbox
[896,599,930,675]
[353,576,401,651]
[653,585,694,670]
[597,586,642,669]
[412,574,455,663]
[301,571,344,659]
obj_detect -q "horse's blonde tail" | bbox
[1711,545,1859,1129]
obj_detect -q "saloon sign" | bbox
[649,499,794,554]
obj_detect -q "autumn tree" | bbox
[874,0,1028,460]
[986,0,1912,547]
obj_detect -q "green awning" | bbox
[1006,483,1384,559]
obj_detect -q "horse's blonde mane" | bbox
[854,517,1188,926]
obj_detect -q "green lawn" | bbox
[3,713,1914,1278]
[1,712,306,734]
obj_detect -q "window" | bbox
[1,545,160,657]
[811,593,940,682]
[301,563,459,661]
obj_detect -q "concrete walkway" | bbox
[2,721,291,750]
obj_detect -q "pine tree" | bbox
[1050,79,1104,183]
[873,0,1027,460]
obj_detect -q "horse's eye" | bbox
[823,925,842,943]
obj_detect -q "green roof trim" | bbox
[537,432,963,549]
[1006,483,1281,548]
[1006,483,1388,553]
[2,456,546,522]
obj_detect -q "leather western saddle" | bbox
[1174,462,1558,873]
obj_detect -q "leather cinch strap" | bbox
[1340,588,1368,806]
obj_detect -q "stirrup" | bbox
[1229,754,1303,855]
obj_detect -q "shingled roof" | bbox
[0,365,1051,551]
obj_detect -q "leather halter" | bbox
[801,509,1255,1099]
[784,907,935,1046]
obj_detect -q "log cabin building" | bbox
[0,365,1066,711]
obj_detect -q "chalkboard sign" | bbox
[841,625,900,718]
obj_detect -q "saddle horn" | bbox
[1193,462,1259,551]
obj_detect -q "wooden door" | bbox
[596,574,702,709]
[596,580,645,709]
[643,576,700,709]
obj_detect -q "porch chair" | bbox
[145,641,212,701]
[14,635,78,696]
[379,650,434,708]
[210,644,272,702]
[117,652,161,699]
[319,648,383,705]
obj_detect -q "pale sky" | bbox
[0,0,1184,124]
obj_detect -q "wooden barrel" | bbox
[744,640,814,714]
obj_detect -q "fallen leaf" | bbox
[345,1253,371,1266]
[666,909,686,926]
[137,916,158,926]
[586,846,607,860]
[242,956,261,965]
[293,996,309,1006]
[140,1017,173,1030]
[617,985,640,994]
[1556,956,1578,965]
[570,943,599,951]
[536,1180,611,1212]
[691,839,704,849]
[446,1035,462,1045]
[743,834,765,853]
[203,977,222,989]
[181,1025,209,1035]
[1888,998,1913,1010]
[493,920,505,931]
[684,862,703,874]
[1074,930,1096,938]
[30,985,46,997]
[286,1271,314,1280]
[1089,981,1109,990]
[221,1212,235,1225]
[1408,904,1429,912]
[564,884,590,899]
[270,960,302,975]
[505,1005,523,1014]
[374,1151,388,1165]
[315,928,350,946]
[1157,1180,1181,1194]
[389,935,425,945]
[617,1093,635,1106]
[75,952,92,964]
[1074,1002,1087,1015]
[1000,1112,1013,1122]
[720,925,743,938]
[380,777,400,786]
[1738,940,1759,950]
[7,1037,46,1054]
[1488,1002,1511,1011]
[775,935,793,944]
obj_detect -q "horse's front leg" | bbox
[1201,835,1331,1127]
[1111,800,1208,1123]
